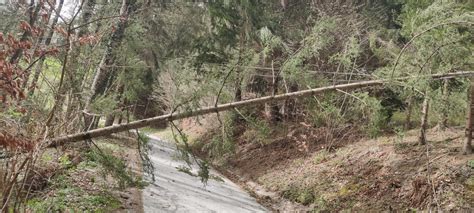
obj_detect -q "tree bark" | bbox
[63,0,97,129]
[28,0,65,96]
[464,77,474,154]
[438,78,449,130]
[47,71,474,145]
[405,95,413,130]
[83,0,137,130]
[22,0,55,89]
[9,0,42,64]
[266,75,281,123]
[104,84,125,127]
[284,83,298,120]
[265,61,281,122]
[418,91,430,145]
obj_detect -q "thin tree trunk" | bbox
[418,91,430,145]
[265,61,281,122]
[28,0,65,96]
[22,0,55,89]
[104,85,125,127]
[405,95,413,130]
[104,115,115,127]
[464,78,474,154]
[47,71,474,145]
[64,0,96,123]
[234,30,245,102]
[438,78,449,130]
[84,0,136,130]
[9,0,42,64]
[266,75,281,122]
[284,83,298,120]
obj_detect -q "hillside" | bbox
[179,117,474,212]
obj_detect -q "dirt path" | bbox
[142,135,268,212]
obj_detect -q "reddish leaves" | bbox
[1,38,36,105]
[78,35,99,45]
[1,18,64,106]
[1,33,27,104]
[0,131,36,152]
[55,26,68,37]
[19,21,32,32]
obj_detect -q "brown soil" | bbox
[191,116,474,212]
[229,124,361,180]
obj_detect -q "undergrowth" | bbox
[26,170,121,212]
[86,146,146,189]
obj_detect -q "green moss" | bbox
[282,186,316,205]
[338,183,361,197]
[27,171,122,212]
[313,150,329,164]
[84,193,121,210]
[27,191,120,212]
[468,160,474,169]
[297,191,315,205]
[465,176,474,191]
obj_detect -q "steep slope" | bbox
[194,121,474,211]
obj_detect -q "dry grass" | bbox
[253,128,473,211]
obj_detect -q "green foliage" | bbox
[282,185,316,205]
[430,81,468,126]
[203,113,237,158]
[313,150,329,165]
[85,148,142,189]
[355,92,388,138]
[468,160,474,169]
[394,126,405,144]
[307,97,345,128]
[90,95,118,115]
[205,133,236,160]
[281,16,338,83]
[26,175,120,212]
[241,118,271,146]
[137,132,155,181]
[330,36,362,69]
[194,0,269,66]
[58,154,72,168]
[171,123,212,185]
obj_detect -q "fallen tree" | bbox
[48,71,474,145]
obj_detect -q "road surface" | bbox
[142,135,268,213]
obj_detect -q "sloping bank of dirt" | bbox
[25,136,144,212]
[190,117,474,212]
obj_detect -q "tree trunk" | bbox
[83,0,136,130]
[284,83,298,120]
[104,115,115,127]
[405,95,413,130]
[47,71,474,145]
[464,78,474,154]
[28,0,65,96]
[418,91,430,145]
[104,84,125,127]
[266,75,281,123]
[64,0,97,122]
[22,0,55,89]
[438,78,449,130]
[9,0,42,64]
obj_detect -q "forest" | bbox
[0,0,473,212]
